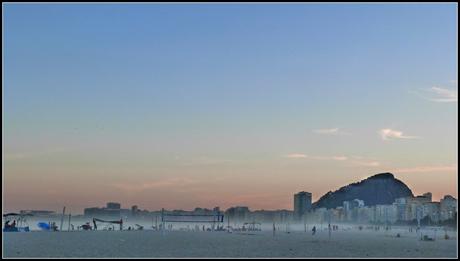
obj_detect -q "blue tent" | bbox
[37,222,51,231]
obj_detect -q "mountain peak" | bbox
[368,172,394,179]
[313,172,413,209]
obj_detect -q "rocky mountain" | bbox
[312,172,414,209]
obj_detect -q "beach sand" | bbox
[3,227,457,258]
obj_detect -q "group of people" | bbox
[4,220,16,229]
[365,225,391,231]
[310,224,339,235]
[50,222,58,231]
[329,224,339,231]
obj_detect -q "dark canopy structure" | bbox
[92,218,123,230]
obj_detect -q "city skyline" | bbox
[3,3,458,214]
[4,171,457,215]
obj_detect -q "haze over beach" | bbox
[2,3,458,259]
[3,3,457,215]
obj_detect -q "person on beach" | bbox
[51,222,58,231]
[312,226,316,235]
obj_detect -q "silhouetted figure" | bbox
[312,226,316,235]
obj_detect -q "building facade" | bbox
[293,191,312,220]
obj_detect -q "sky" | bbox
[3,3,458,214]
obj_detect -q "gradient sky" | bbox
[3,3,458,214]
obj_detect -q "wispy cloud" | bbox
[352,160,381,167]
[313,128,339,134]
[284,154,382,168]
[312,128,350,135]
[393,164,458,173]
[332,156,348,161]
[379,129,420,140]
[110,177,198,192]
[306,155,349,161]
[4,153,27,160]
[180,156,235,166]
[4,148,70,161]
[284,154,347,161]
[427,86,458,103]
[285,154,308,159]
[348,156,381,167]
[412,82,458,103]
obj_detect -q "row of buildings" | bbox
[70,191,456,225]
[81,203,295,223]
[292,191,457,225]
[83,202,147,219]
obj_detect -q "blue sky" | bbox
[3,3,458,212]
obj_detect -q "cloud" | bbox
[307,155,348,161]
[393,164,458,173]
[332,156,348,161]
[284,154,347,161]
[285,154,382,168]
[428,86,458,103]
[111,177,198,192]
[379,129,420,140]
[347,156,381,167]
[412,82,458,103]
[176,156,235,167]
[285,154,308,159]
[4,148,72,161]
[4,153,27,160]
[312,128,350,135]
[313,128,339,134]
[352,160,381,167]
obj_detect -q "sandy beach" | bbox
[3,226,457,258]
